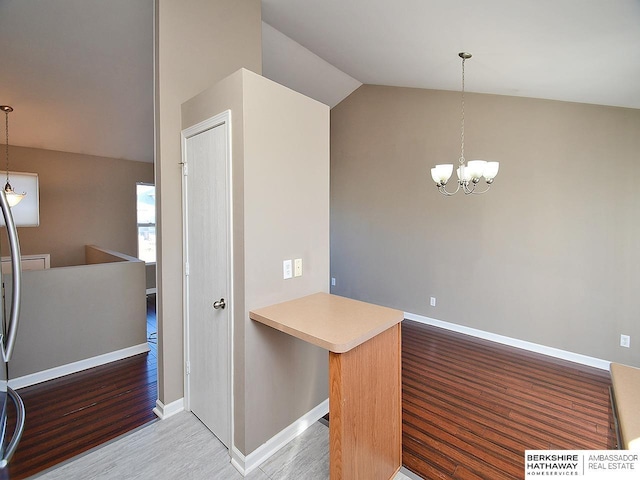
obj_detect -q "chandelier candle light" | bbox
[1,106,26,207]
[431,53,499,196]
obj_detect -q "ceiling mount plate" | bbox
[458,52,472,60]
[0,106,13,113]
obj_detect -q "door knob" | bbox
[213,298,226,310]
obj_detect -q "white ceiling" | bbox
[0,0,154,163]
[1,1,638,164]
[262,22,362,108]
[263,0,640,109]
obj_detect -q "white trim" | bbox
[231,398,329,476]
[146,287,157,295]
[153,398,184,419]
[227,112,236,462]
[181,110,234,450]
[8,343,150,389]
[404,312,610,371]
[230,447,246,476]
[181,111,230,139]
[181,123,190,411]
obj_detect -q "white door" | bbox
[182,111,231,447]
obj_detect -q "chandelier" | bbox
[430,53,499,196]
[1,105,26,206]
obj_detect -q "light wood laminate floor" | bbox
[34,411,416,479]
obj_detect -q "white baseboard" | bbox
[231,398,329,476]
[230,447,247,476]
[9,343,150,389]
[153,398,184,419]
[404,312,611,371]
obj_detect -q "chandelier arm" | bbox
[437,182,461,196]
[467,184,492,195]
[461,181,474,195]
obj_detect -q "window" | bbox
[137,183,156,263]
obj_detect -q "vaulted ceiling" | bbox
[0,0,154,163]
[263,0,640,109]
[1,0,638,163]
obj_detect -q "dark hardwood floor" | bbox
[3,295,158,479]
[1,308,615,479]
[402,320,616,480]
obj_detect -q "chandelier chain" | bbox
[459,56,466,166]
[4,110,9,184]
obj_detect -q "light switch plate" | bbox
[283,259,292,279]
[621,334,631,348]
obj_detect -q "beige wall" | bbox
[2,145,153,266]
[331,84,640,367]
[243,71,329,453]
[155,0,262,406]
[182,69,330,455]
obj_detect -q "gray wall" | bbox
[10,248,147,379]
[331,84,640,367]
[182,69,330,455]
[155,0,262,408]
[146,263,156,292]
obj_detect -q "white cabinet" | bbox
[1,254,50,274]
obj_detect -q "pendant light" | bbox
[1,106,26,207]
[430,53,499,196]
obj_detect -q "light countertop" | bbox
[249,292,403,353]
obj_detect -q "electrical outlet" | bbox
[620,334,631,348]
[283,259,292,279]
[331,277,336,286]
[294,258,302,277]
[430,297,436,307]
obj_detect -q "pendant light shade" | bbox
[4,183,25,207]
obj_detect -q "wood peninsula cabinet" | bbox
[250,292,403,480]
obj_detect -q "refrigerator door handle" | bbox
[0,189,22,363]
[0,386,25,468]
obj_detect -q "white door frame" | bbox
[181,109,234,452]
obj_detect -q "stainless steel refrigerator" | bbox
[0,188,25,468]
